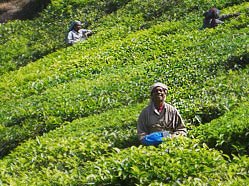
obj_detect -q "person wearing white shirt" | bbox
[66,20,93,45]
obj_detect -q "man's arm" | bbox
[219,13,240,21]
[172,111,187,137]
[137,111,148,141]
[67,31,75,45]
[81,29,93,38]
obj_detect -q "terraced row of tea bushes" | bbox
[0,98,248,185]
[0,0,245,75]
[0,2,247,102]
[0,103,144,185]
[1,16,248,124]
[73,139,249,185]
[189,101,249,156]
[0,64,248,167]
[1,137,248,185]
[0,1,246,100]
[1,31,247,127]
[0,63,248,162]
[0,0,182,74]
[181,68,249,125]
[0,14,248,157]
[0,0,136,75]
[0,17,200,101]
[0,64,249,161]
[0,3,247,104]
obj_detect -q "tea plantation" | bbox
[0,0,248,185]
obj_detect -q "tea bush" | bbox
[0,0,248,184]
[0,2,248,158]
[190,101,249,156]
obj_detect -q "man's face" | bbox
[74,24,81,31]
[151,86,166,103]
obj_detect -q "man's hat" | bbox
[203,7,220,19]
[150,82,168,93]
[69,20,83,31]
[74,20,83,26]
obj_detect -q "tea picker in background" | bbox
[137,82,187,146]
[201,7,240,29]
[66,20,93,45]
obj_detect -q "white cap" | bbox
[150,82,168,93]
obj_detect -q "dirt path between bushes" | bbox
[0,0,50,23]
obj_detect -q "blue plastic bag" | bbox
[141,132,164,146]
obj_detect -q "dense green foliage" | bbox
[0,0,248,185]
[190,101,249,156]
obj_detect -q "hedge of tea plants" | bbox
[0,0,246,74]
[0,136,248,185]
[189,101,249,156]
[0,1,248,158]
[0,100,248,184]
[0,0,131,74]
[0,2,247,100]
[0,69,248,184]
[0,0,248,185]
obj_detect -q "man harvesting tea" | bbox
[137,82,187,146]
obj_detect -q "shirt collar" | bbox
[151,102,165,115]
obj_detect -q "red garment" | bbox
[157,104,165,113]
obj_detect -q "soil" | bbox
[0,0,51,23]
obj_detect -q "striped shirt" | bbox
[137,102,187,141]
[67,29,92,45]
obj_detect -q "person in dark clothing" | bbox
[201,7,240,29]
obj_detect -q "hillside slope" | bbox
[0,0,248,185]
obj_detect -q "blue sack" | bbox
[141,132,164,146]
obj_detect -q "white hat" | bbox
[69,20,83,31]
[74,20,83,26]
[150,82,168,93]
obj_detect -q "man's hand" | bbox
[86,31,93,37]
[162,131,171,138]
